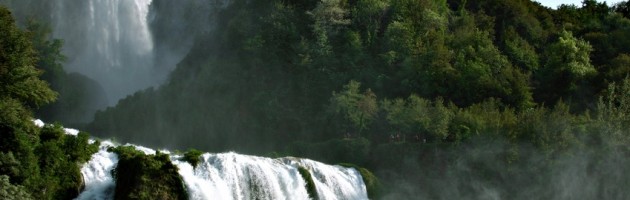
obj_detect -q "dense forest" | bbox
[4,0,630,199]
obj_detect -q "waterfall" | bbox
[0,0,230,122]
[75,141,118,200]
[173,153,309,199]
[285,159,369,200]
[50,0,156,105]
[76,144,368,200]
[32,119,369,199]
[43,0,230,106]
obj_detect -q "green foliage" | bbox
[381,95,458,142]
[25,20,65,88]
[351,0,389,44]
[111,147,188,200]
[595,77,630,146]
[604,53,630,83]
[547,30,596,78]
[535,30,597,108]
[503,27,540,71]
[0,119,98,200]
[182,149,203,168]
[310,0,351,30]
[0,175,33,200]
[0,6,56,108]
[33,123,100,200]
[330,81,378,134]
[297,166,318,200]
[0,152,20,179]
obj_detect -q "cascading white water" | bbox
[50,0,156,105]
[284,159,369,200]
[38,118,367,200]
[173,153,311,200]
[75,144,369,200]
[173,153,368,200]
[75,141,118,200]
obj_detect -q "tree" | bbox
[605,54,630,81]
[503,27,540,71]
[536,30,596,105]
[330,80,378,135]
[25,20,65,88]
[581,0,610,20]
[596,77,630,146]
[0,6,51,188]
[449,12,534,109]
[382,95,431,128]
[614,1,630,18]
[0,6,56,108]
[351,0,389,45]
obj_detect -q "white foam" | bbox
[75,141,118,200]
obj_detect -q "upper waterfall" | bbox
[0,0,230,123]
[50,0,156,105]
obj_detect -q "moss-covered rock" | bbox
[297,166,318,199]
[338,163,381,199]
[110,146,188,200]
[357,167,380,199]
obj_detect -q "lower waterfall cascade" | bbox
[40,117,369,200]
